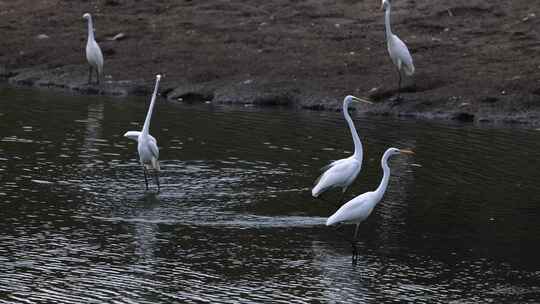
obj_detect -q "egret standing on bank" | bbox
[382,0,414,100]
[326,147,414,264]
[312,95,372,200]
[83,13,104,84]
[124,74,162,191]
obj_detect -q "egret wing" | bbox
[314,158,351,186]
[87,42,104,70]
[148,138,159,159]
[123,131,157,143]
[95,44,104,72]
[312,158,361,196]
[321,159,361,185]
[319,158,348,172]
[391,35,414,75]
[124,131,140,142]
[326,191,374,225]
[90,42,104,73]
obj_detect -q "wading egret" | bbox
[83,13,104,84]
[326,147,414,264]
[124,74,162,191]
[312,95,372,201]
[382,0,414,100]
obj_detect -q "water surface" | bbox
[1,86,539,303]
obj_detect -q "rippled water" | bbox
[1,86,540,303]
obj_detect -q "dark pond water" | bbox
[1,86,540,303]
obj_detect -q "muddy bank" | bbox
[1,0,540,125]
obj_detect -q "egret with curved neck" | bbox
[311,95,372,200]
[124,74,162,191]
[382,0,414,100]
[83,13,104,84]
[326,147,414,264]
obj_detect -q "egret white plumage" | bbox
[312,95,372,200]
[124,74,162,191]
[326,147,414,264]
[381,0,414,100]
[83,13,104,84]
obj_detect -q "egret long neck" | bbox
[384,4,393,39]
[141,78,161,136]
[343,101,363,160]
[375,150,392,197]
[86,17,95,41]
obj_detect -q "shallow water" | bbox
[1,86,539,303]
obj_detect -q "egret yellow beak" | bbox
[399,149,415,155]
[351,96,373,104]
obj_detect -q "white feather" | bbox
[388,34,414,76]
[311,96,367,198]
[124,75,162,173]
[83,13,104,79]
[312,157,361,197]
[384,1,415,76]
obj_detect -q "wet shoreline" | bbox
[3,64,540,127]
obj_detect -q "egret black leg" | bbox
[155,171,160,192]
[396,68,402,101]
[353,223,360,240]
[88,66,93,84]
[143,167,149,190]
[96,71,100,85]
[332,224,356,264]
[351,224,360,265]
[351,242,358,265]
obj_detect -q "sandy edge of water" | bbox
[2,65,540,127]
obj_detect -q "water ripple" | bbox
[1,88,539,303]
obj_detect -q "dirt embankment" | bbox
[1,0,540,124]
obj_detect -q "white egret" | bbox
[382,0,414,100]
[312,95,372,200]
[326,147,414,264]
[124,74,162,191]
[83,13,104,84]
